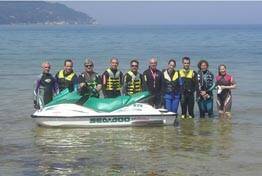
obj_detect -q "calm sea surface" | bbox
[0,25,262,175]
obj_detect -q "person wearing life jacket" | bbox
[197,60,216,118]
[123,59,144,96]
[102,57,123,98]
[78,59,102,103]
[33,62,59,109]
[55,59,78,92]
[215,64,236,117]
[143,57,163,108]
[162,59,182,113]
[179,57,197,119]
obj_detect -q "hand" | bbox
[34,100,40,109]
[96,84,102,92]
[200,91,206,96]
[204,94,210,99]
[80,83,86,88]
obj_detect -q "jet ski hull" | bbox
[31,103,177,128]
[32,114,176,127]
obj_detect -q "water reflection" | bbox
[33,118,234,175]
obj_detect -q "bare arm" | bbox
[221,77,236,90]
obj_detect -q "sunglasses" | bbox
[131,65,138,67]
[85,65,93,68]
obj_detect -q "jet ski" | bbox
[31,90,177,128]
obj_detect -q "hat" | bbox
[84,59,94,66]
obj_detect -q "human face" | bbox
[183,59,190,70]
[149,59,157,71]
[64,61,73,74]
[168,61,176,71]
[85,63,94,73]
[42,63,50,73]
[200,62,208,71]
[110,59,119,70]
[130,62,138,72]
[219,65,226,76]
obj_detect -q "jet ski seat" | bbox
[83,91,150,112]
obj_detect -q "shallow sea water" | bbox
[0,25,262,175]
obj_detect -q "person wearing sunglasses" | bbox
[55,59,78,92]
[78,59,102,100]
[33,61,59,109]
[179,57,197,119]
[123,59,144,95]
[143,57,163,108]
[102,57,123,98]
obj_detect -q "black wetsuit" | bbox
[197,70,215,118]
[179,69,197,118]
[34,73,58,106]
[143,68,163,108]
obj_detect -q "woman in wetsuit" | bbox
[162,59,181,113]
[216,64,236,117]
[197,60,215,118]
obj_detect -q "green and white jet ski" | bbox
[31,89,177,128]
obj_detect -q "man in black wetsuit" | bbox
[143,57,163,108]
[34,62,58,109]
[179,57,197,119]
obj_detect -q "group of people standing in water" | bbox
[34,56,236,118]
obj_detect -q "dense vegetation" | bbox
[0,1,95,25]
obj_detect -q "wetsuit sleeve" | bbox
[208,73,216,92]
[122,73,131,95]
[193,71,198,92]
[73,74,78,91]
[141,74,147,91]
[161,72,165,94]
[101,71,109,90]
[178,76,184,94]
[53,77,59,94]
[78,74,85,84]
[158,70,163,95]
[142,71,149,91]
[55,72,59,82]
[33,76,41,101]
[96,74,102,85]
[120,71,124,86]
